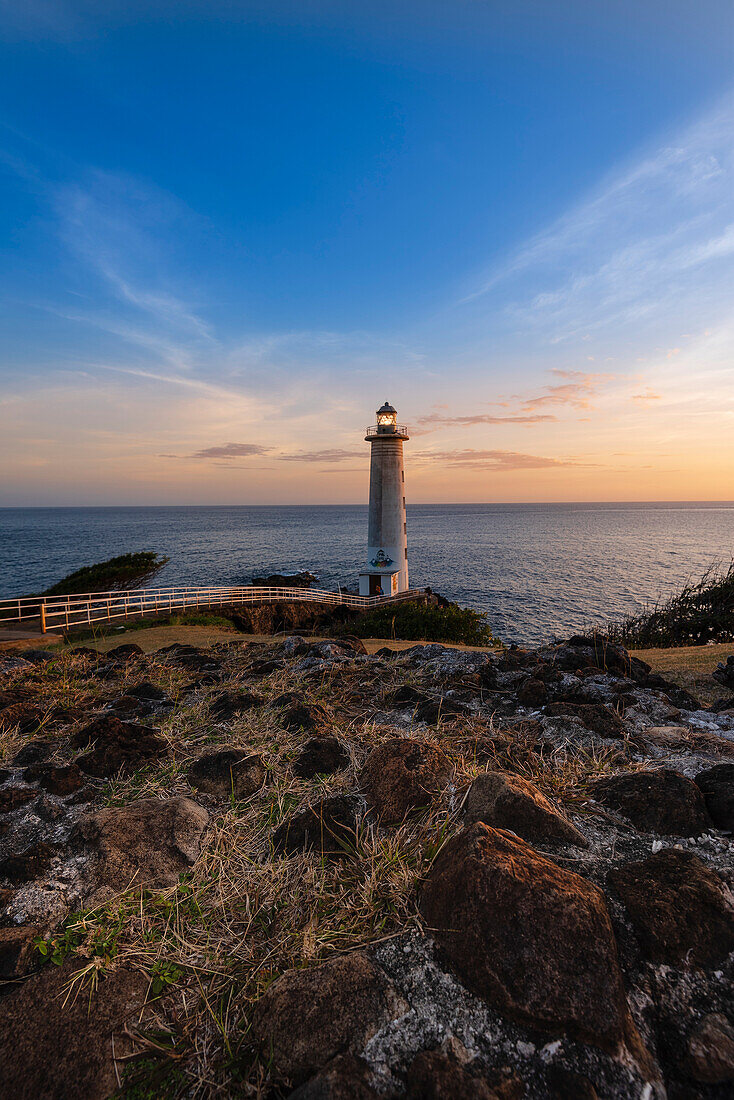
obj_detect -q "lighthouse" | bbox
[359,401,409,597]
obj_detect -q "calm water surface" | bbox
[1,504,733,645]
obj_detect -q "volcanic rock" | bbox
[19,649,57,664]
[71,646,104,658]
[12,739,53,766]
[282,635,310,657]
[0,787,36,814]
[517,677,547,707]
[253,571,315,588]
[711,695,734,713]
[293,736,351,779]
[108,695,149,715]
[545,701,624,739]
[249,658,283,675]
[0,924,42,980]
[127,681,167,701]
[462,771,587,847]
[106,643,145,660]
[420,823,638,1055]
[590,769,712,835]
[686,1013,734,1084]
[73,715,167,778]
[640,673,700,710]
[384,684,429,706]
[0,704,45,734]
[0,841,60,884]
[23,762,84,797]
[210,690,263,719]
[405,1048,498,1099]
[0,963,146,1100]
[640,725,691,748]
[251,952,405,1084]
[542,638,646,679]
[607,848,734,968]
[187,749,266,799]
[546,1066,599,1099]
[282,702,330,732]
[70,796,209,893]
[289,1054,382,1099]
[273,794,360,857]
[415,696,472,723]
[712,655,734,690]
[360,738,452,823]
[695,762,734,831]
[180,654,224,674]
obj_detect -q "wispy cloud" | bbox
[277,449,364,463]
[192,442,269,459]
[417,412,557,429]
[518,368,614,411]
[413,449,593,471]
[463,92,734,349]
[52,170,216,370]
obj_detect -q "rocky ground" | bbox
[0,633,732,1099]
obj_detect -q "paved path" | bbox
[0,627,63,650]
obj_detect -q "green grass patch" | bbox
[348,600,494,646]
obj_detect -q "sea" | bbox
[1,503,733,646]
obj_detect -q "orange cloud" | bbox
[192,442,269,459]
[519,369,615,412]
[413,448,594,470]
[417,412,557,428]
[277,449,364,463]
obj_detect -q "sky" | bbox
[1,0,733,505]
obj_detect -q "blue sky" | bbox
[1,1,734,504]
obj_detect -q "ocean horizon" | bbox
[2,501,733,645]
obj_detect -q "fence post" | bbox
[40,602,46,634]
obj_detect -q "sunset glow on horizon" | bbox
[2,2,734,506]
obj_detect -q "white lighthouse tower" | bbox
[359,401,409,597]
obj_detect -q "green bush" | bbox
[606,560,734,648]
[44,552,169,596]
[349,601,493,646]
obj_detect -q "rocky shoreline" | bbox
[0,633,732,1098]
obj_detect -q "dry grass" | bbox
[3,638,626,1097]
[633,641,733,707]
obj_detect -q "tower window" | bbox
[405,548,408,559]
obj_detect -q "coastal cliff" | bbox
[0,633,732,1098]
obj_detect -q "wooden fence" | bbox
[0,585,424,634]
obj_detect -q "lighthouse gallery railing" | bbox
[365,424,409,437]
[0,585,424,633]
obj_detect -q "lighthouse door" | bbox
[369,575,383,596]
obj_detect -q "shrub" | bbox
[43,552,169,596]
[605,560,734,649]
[348,601,493,646]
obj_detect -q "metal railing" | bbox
[0,584,424,634]
[365,425,409,437]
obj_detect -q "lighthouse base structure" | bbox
[358,568,400,598]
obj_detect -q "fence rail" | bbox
[0,584,424,633]
[365,424,409,437]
